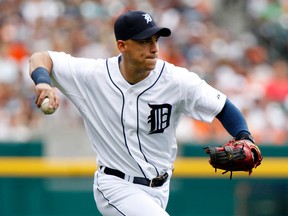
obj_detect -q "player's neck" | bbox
[119,57,150,85]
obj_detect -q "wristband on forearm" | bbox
[31,67,51,85]
[236,133,255,143]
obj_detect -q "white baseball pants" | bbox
[93,170,170,216]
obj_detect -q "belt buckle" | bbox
[149,172,168,187]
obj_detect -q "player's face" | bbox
[124,35,160,71]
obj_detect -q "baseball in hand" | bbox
[41,98,56,115]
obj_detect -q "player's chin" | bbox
[145,59,157,69]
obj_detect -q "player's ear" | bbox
[117,40,127,52]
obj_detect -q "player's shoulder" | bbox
[48,50,109,63]
[106,56,119,67]
[158,59,201,80]
[50,50,113,71]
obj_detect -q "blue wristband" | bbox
[236,133,255,143]
[31,67,51,85]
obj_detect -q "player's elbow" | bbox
[29,51,53,76]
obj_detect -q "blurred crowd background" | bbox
[0,0,288,156]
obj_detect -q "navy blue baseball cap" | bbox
[114,10,171,41]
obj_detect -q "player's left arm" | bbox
[216,98,255,143]
[205,98,263,178]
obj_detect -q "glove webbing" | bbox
[210,144,246,164]
[212,144,246,180]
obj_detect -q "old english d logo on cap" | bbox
[114,10,171,41]
[142,13,153,24]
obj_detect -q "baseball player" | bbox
[29,10,257,216]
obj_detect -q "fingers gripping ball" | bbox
[204,139,263,179]
[41,98,56,115]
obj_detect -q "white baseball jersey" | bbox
[48,51,226,179]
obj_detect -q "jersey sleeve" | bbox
[48,51,96,108]
[177,66,226,123]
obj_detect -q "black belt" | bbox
[100,166,168,187]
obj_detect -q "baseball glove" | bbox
[204,139,263,179]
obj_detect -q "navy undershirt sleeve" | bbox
[216,99,251,140]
